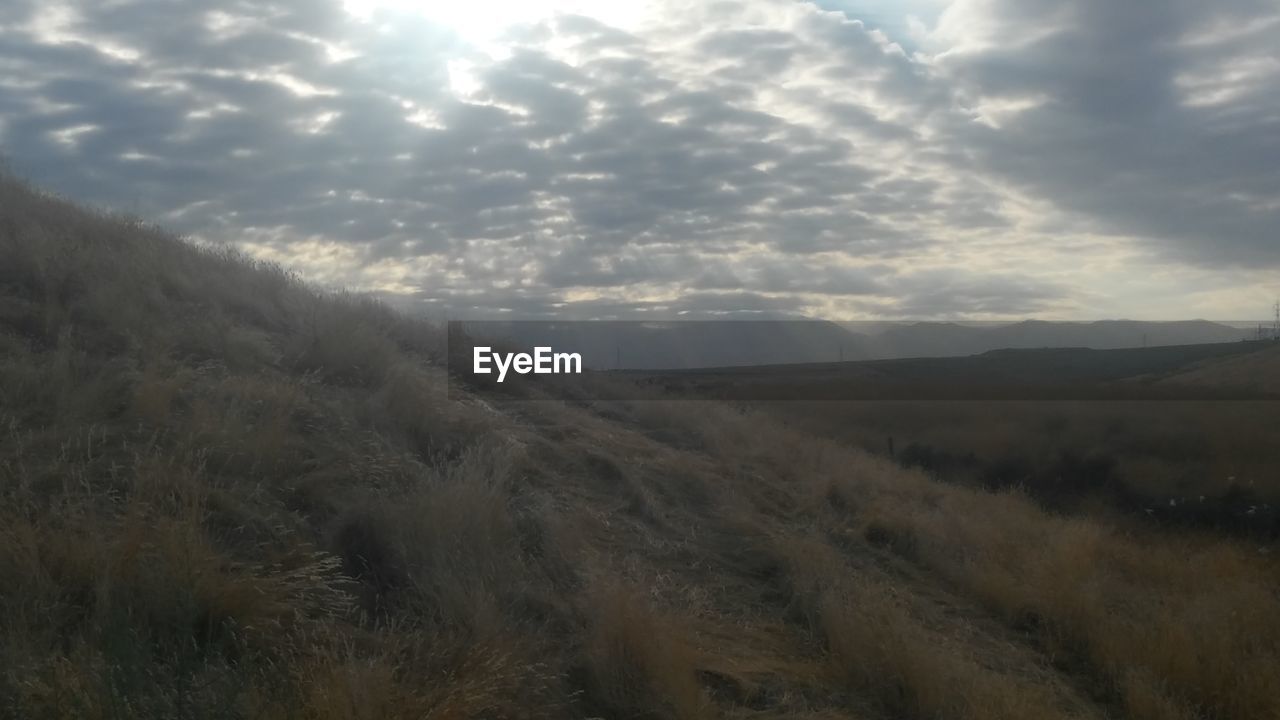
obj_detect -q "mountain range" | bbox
[468,319,1252,370]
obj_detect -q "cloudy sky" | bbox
[2,0,1277,320]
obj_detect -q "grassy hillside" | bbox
[1159,343,1280,395]
[3,175,1280,720]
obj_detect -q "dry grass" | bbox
[618,395,1280,720]
[579,583,711,720]
[603,395,1280,718]
[772,399,1280,519]
[781,436,1280,720]
[0,176,568,717]
[766,534,1081,720]
[3,173,1277,720]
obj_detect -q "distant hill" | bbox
[851,320,1248,360]
[459,320,860,369]
[469,318,1251,369]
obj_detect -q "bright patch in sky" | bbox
[341,0,654,46]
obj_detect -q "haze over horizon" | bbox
[2,0,1277,321]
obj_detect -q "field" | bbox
[3,174,1280,720]
[628,345,1280,537]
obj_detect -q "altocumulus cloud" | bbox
[1,0,1276,319]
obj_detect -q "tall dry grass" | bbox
[5,172,1278,720]
[612,396,1280,719]
[0,176,566,717]
[679,401,1280,720]
[578,583,711,720]
[762,533,1085,720]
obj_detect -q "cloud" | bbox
[888,268,1068,317]
[0,0,1275,320]
[930,0,1280,266]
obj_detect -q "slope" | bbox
[1157,342,1280,394]
[2,175,1279,720]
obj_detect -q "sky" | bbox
[1,0,1277,320]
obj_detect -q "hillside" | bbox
[4,175,1280,720]
[1157,343,1280,394]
